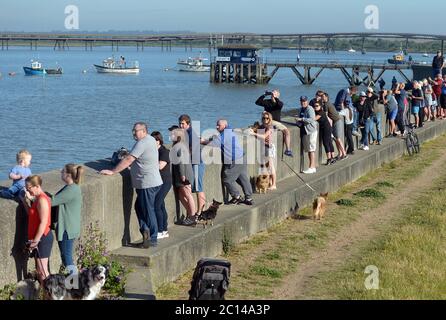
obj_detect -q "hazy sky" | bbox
[0,0,443,33]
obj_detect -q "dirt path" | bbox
[272,150,446,299]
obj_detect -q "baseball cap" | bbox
[300,95,308,101]
[360,91,367,97]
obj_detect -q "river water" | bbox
[0,46,429,180]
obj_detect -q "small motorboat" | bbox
[348,48,356,53]
[177,55,210,72]
[23,60,46,75]
[94,56,140,74]
[387,51,407,65]
[422,52,429,57]
[23,60,63,75]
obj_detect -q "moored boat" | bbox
[387,51,407,64]
[177,56,210,72]
[23,61,46,75]
[94,57,140,74]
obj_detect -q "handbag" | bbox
[50,205,59,231]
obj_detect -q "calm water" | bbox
[0,47,427,180]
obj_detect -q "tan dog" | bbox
[313,192,328,220]
[256,174,270,194]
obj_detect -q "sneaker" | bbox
[302,168,316,174]
[377,141,382,145]
[325,159,332,166]
[363,145,369,151]
[183,216,197,226]
[162,231,169,238]
[284,150,293,157]
[157,232,165,240]
[329,158,337,165]
[242,198,254,206]
[142,230,150,248]
[228,196,242,204]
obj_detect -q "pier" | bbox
[1,32,445,53]
[263,58,414,86]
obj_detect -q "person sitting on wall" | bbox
[255,89,293,157]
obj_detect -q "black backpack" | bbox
[188,258,231,300]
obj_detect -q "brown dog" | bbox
[256,174,270,194]
[313,192,328,220]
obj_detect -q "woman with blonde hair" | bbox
[251,111,277,190]
[22,175,53,284]
[51,163,84,274]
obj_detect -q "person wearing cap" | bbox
[202,119,254,205]
[100,122,162,248]
[355,91,373,151]
[255,89,293,157]
[295,96,318,174]
[432,51,444,78]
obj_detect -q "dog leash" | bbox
[32,246,49,280]
[281,159,317,192]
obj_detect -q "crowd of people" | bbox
[2,52,445,287]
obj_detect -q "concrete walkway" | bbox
[112,120,446,299]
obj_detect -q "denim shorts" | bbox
[388,108,398,121]
[31,231,54,259]
[411,106,420,114]
[192,163,205,193]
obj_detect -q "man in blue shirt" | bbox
[202,119,253,205]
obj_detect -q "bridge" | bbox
[1,32,445,52]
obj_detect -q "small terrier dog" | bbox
[256,174,270,194]
[249,121,261,133]
[256,161,271,194]
[196,200,222,228]
[313,192,329,220]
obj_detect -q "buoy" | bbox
[8,72,16,76]
[82,70,87,73]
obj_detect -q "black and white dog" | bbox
[43,265,108,300]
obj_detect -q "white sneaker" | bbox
[157,232,165,239]
[162,231,169,238]
[302,168,316,174]
[363,145,369,151]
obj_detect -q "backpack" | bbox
[111,147,129,166]
[188,258,231,300]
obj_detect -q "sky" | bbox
[0,0,444,34]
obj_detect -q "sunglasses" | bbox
[262,117,270,120]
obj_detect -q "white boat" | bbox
[94,57,140,74]
[422,52,429,57]
[348,48,356,53]
[177,56,210,72]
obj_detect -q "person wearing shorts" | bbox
[255,90,293,157]
[295,96,318,174]
[323,93,347,160]
[22,175,54,284]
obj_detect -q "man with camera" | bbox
[255,89,293,157]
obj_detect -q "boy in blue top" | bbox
[1,149,32,200]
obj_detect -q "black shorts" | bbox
[440,95,446,109]
[31,231,54,259]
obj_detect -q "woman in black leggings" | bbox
[314,102,335,165]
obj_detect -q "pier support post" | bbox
[270,36,273,53]
[298,35,302,53]
[442,40,444,54]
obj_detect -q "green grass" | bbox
[307,174,446,299]
[155,134,446,300]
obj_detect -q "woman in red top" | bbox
[22,175,53,284]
